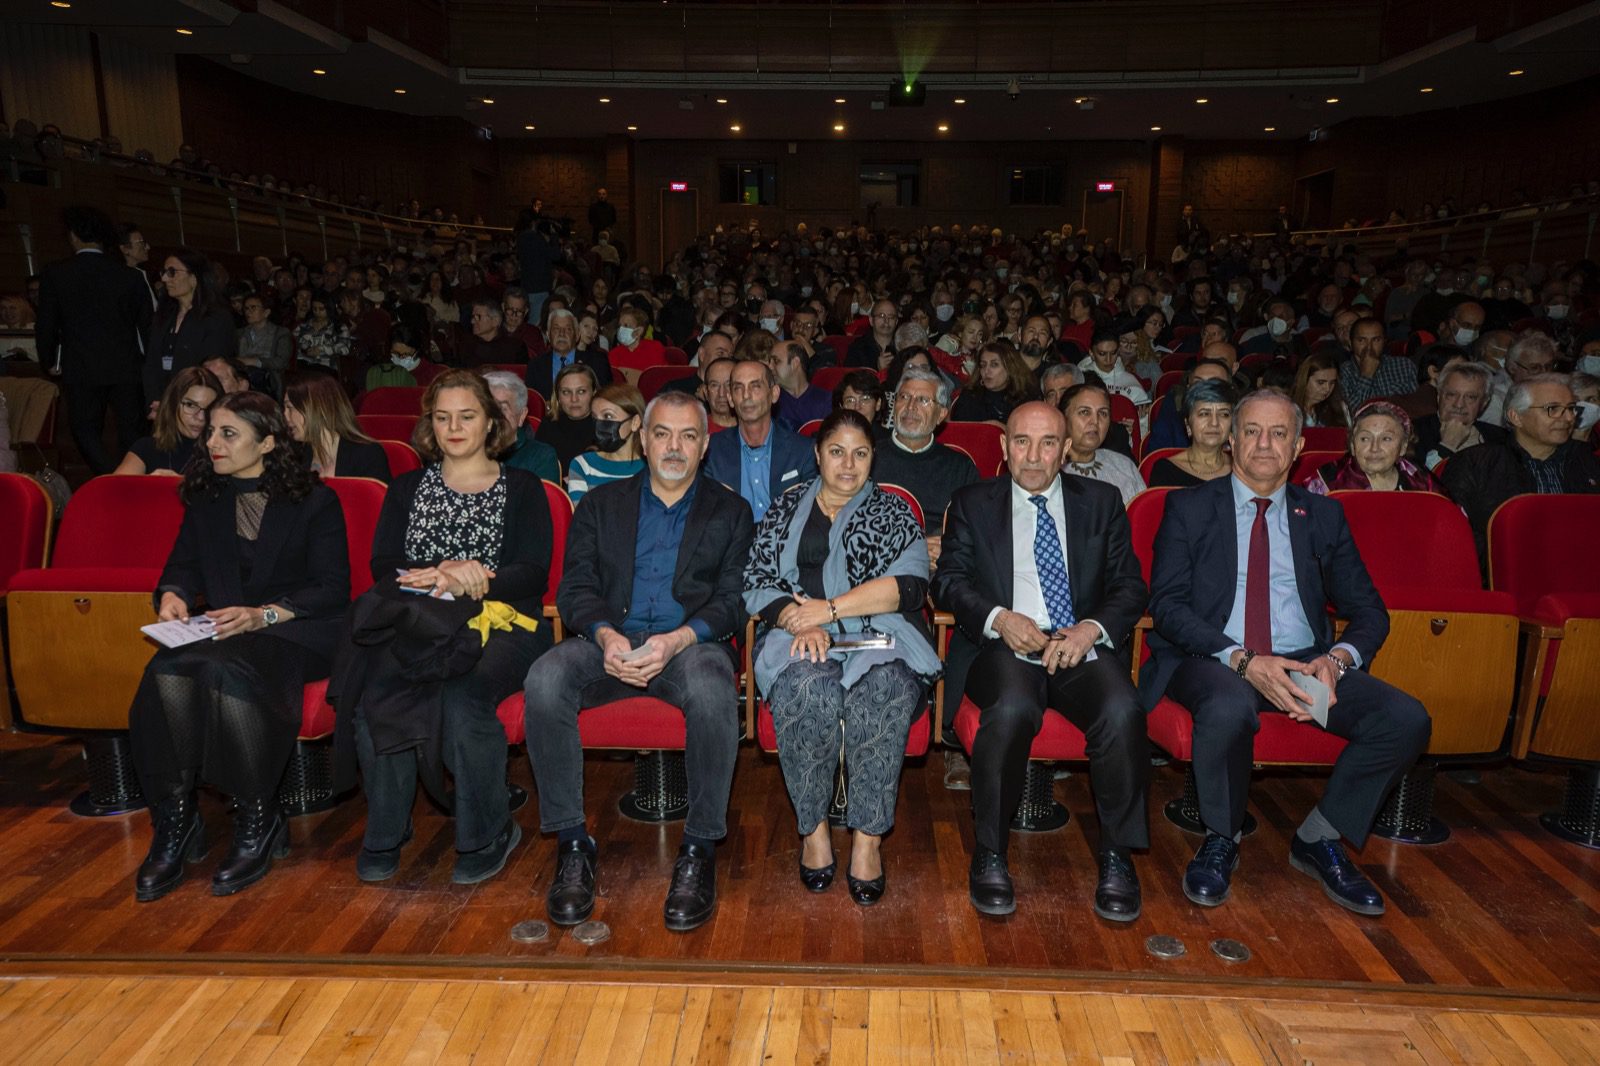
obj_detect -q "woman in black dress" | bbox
[1147,379,1237,488]
[339,369,555,885]
[143,247,236,408]
[282,370,391,482]
[113,366,222,476]
[130,391,351,901]
[535,362,598,474]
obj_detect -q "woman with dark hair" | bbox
[951,339,1037,424]
[536,362,599,473]
[1148,379,1237,488]
[283,370,391,481]
[424,269,458,327]
[1292,344,1352,429]
[833,368,886,427]
[114,366,222,476]
[292,292,351,373]
[143,247,235,406]
[334,369,555,885]
[128,391,351,902]
[743,409,940,906]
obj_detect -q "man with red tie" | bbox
[1142,390,1431,916]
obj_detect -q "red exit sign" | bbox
[1095,181,1116,192]
[669,182,688,192]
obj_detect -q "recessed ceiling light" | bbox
[729,124,741,132]
[937,124,949,132]
[311,69,326,75]
[1509,69,1525,76]
[394,88,407,95]
[954,98,966,105]
[1419,87,1433,93]
[626,125,638,131]
[49,1,71,8]
[524,125,536,131]
[176,27,193,35]
[598,97,611,103]
[1150,125,1162,131]
[715,98,728,104]
[1264,126,1277,132]
[1195,97,1209,104]
[482,98,495,104]
[1074,98,1085,105]
[832,123,845,132]
[1325,97,1340,104]
[835,97,847,104]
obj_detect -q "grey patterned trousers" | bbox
[768,658,924,836]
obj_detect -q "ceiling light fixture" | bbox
[1264,126,1276,132]
[49,1,71,8]
[311,68,326,75]
[1074,98,1085,104]
[1150,125,1162,131]
[1508,69,1525,76]
[715,98,728,104]
[1419,87,1433,93]
[1195,97,1209,104]
[833,123,845,132]
[626,125,638,131]
[1325,97,1340,104]
[394,88,407,95]
[482,97,495,104]
[524,124,536,130]
[834,97,846,104]
[599,97,611,103]
[176,27,193,35]
[729,124,741,132]
[937,123,949,132]
[954,98,966,105]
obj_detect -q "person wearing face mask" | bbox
[757,298,787,341]
[930,292,958,339]
[567,384,645,502]
[1240,299,1297,358]
[607,305,667,375]
[1432,300,1486,356]
[1410,268,1470,333]
[1569,371,1600,447]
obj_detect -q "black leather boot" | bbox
[135,793,208,903]
[211,798,288,896]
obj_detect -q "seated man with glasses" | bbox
[1442,374,1600,568]
[842,299,900,370]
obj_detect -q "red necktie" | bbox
[1245,497,1273,654]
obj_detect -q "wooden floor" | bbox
[1,730,1599,1061]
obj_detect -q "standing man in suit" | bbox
[34,206,153,474]
[932,401,1150,920]
[523,391,754,933]
[703,358,818,521]
[1143,389,1431,916]
[527,308,610,401]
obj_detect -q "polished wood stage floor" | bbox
[1,731,1597,1061]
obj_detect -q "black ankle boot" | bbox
[211,798,288,897]
[136,793,208,903]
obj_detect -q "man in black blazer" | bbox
[526,307,610,400]
[523,391,754,933]
[932,401,1150,921]
[1144,390,1431,917]
[33,206,153,473]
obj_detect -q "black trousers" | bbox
[66,381,144,475]
[1166,655,1432,847]
[966,641,1149,856]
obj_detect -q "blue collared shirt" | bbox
[615,476,711,642]
[1216,476,1361,666]
[549,348,576,388]
[738,426,776,520]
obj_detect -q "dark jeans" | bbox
[523,636,739,841]
[1166,654,1432,847]
[966,641,1149,856]
[66,381,144,475]
[356,626,548,853]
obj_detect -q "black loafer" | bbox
[968,847,1015,916]
[1093,847,1142,923]
[1183,833,1240,908]
[846,871,886,907]
[546,838,597,926]
[356,821,414,883]
[452,820,521,885]
[1289,836,1385,916]
[799,858,836,893]
[663,843,717,932]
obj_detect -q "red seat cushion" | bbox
[578,698,687,749]
[1379,586,1517,614]
[300,679,335,739]
[6,566,165,593]
[952,696,1089,760]
[496,693,526,744]
[1147,697,1347,764]
[755,700,931,756]
[1531,592,1600,627]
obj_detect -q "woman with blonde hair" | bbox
[282,370,390,481]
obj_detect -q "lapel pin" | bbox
[1293,506,1307,517]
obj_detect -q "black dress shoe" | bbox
[136,794,208,903]
[968,847,1015,916]
[663,843,717,932]
[1093,847,1141,923]
[453,820,522,885]
[546,838,597,926]
[356,820,414,883]
[798,857,836,893]
[1289,836,1386,916]
[1183,833,1240,908]
[846,866,886,907]
[211,799,288,897]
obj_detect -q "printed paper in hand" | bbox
[141,617,217,649]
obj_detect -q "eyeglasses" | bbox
[179,400,207,414]
[840,395,877,410]
[160,267,188,278]
[1533,403,1579,419]
[895,393,937,409]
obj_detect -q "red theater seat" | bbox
[359,386,424,415]
[939,421,1005,478]
[0,473,52,594]
[638,365,697,400]
[1301,427,1349,452]
[356,414,419,443]
[380,440,421,476]
[810,366,853,394]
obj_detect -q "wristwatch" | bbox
[261,607,281,626]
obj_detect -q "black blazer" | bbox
[369,465,553,616]
[1141,476,1389,708]
[333,438,392,483]
[526,349,612,400]
[143,304,237,405]
[557,471,754,661]
[932,473,1148,650]
[33,251,152,386]
[156,482,351,655]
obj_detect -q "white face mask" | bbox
[1435,287,1455,297]
[391,352,421,371]
[1267,317,1290,338]
[1454,326,1478,346]
[616,325,638,346]
[1227,291,1242,307]
[759,316,781,335]
[849,301,862,316]
[800,285,813,297]
[1159,294,1173,311]
[934,303,955,322]
[1577,354,1600,376]
[1578,401,1600,433]
[995,267,1009,279]
[1547,304,1570,320]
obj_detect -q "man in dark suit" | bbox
[1144,390,1431,917]
[523,391,754,933]
[33,206,153,473]
[932,401,1150,921]
[703,358,818,521]
[526,307,610,401]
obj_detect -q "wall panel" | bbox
[97,35,182,162]
[0,19,99,135]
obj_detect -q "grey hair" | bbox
[546,307,578,332]
[1571,371,1599,393]
[643,389,709,435]
[1040,363,1079,390]
[471,297,501,321]
[898,364,952,408]
[1507,331,1558,369]
[893,322,930,351]
[1232,387,1304,438]
[480,370,528,417]
[1436,359,1492,396]
[1505,372,1573,417]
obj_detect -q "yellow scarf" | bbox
[466,601,539,646]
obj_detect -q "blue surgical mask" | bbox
[616,325,638,345]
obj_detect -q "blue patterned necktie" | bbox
[1030,495,1076,631]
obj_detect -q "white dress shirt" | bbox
[982,478,1110,659]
